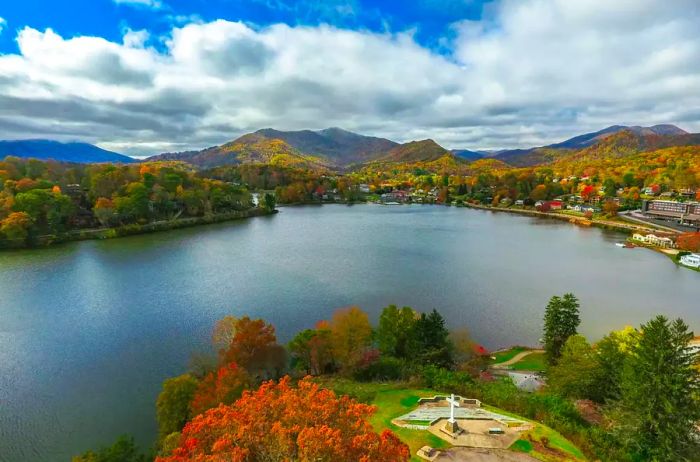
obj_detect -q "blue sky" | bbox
[0,0,699,155]
[0,0,488,54]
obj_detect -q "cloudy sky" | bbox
[0,0,699,156]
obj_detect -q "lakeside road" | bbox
[460,202,678,235]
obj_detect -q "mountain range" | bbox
[2,124,698,170]
[0,139,134,164]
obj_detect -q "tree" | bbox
[547,335,599,399]
[156,374,199,440]
[677,232,700,252]
[94,197,117,227]
[376,305,417,359]
[592,326,638,403]
[262,192,276,212]
[221,317,282,378]
[329,306,373,372]
[542,293,580,365]
[289,324,334,375]
[412,309,453,367]
[72,435,148,462]
[157,377,409,462]
[190,362,250,416]
[603,200,619,217]
[615,316,700,461]
[0,211,32,244]
[212,315,238,353]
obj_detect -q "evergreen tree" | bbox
[615,316,700,461]
[376,305,417,359]
[542,293,580,365]
[412,309,453,368]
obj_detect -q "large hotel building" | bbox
[641,200,700,226]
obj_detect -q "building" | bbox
[680,253,700,268]
[380,190,409,203]
[641,200,700,226]
[632,233,676,248]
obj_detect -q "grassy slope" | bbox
[509,352,548,371]
[491,347,529,364]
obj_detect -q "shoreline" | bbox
[1,208,277,250]
[459,201,676,235]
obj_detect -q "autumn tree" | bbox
[543,293,580,365]
[329,306,373,372]
[157,377,409,462]
[603,200,619,218]
[190,362,250,416]
[156,374,199,440]
[0,211,32,244]
[221,317,286,379]
[677,232,700,252]
[212,315,238,354]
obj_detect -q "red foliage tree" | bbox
[158,376,409,462]
[190,362,251,416]
[677,233,700,252]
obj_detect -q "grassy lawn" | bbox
[316,378,585,462]
[491,346,529,364]
[368,388,451,461]
[509,352,547,371]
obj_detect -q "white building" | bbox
[680,253,700,268]
[632,233,675,248]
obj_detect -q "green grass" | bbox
[368,388,451,462]
[316,379,585,461]
[509,352,547,371]
[491,346,529,364]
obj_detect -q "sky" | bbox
[0,0,699,156]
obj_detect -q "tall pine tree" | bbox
[615,316,700,461]
[542,293,580,365]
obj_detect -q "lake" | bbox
[0,204,697,461]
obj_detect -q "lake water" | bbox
[0,204,697,461]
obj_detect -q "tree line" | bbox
[74,298,700,462]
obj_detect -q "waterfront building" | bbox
[641,200,700,226]
[631,233,676,248]
[679,253,700,268]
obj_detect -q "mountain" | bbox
[148,128,399,169]
[255,127,398,165]
[493,124,693,167]
[451,149,485,161]
[378,139,455,163]
[149,133,330,170]
[0,139,134,163]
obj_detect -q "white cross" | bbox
[446,393,460,423]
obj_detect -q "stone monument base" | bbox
[440,419,463,438]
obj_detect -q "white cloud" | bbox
[0,17,6,34]
[0,0,699,155]
[113,0,164,10]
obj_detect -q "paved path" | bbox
[491,350,543,369]
[435,448,539,461]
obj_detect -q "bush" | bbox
[352,356,409,381]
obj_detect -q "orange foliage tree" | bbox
[190,362,250,416]
[158,376,409,462]
[221,316,286,379]
[677,233,700,252]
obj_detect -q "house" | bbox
[548,200,563,210]
[688,336,700,354]
[632,233,675,248]
[380,190,409,203]
[680,253,700,268]
[515,199,524,206]
[358,184,370,194]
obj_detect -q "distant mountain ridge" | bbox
[491,124,696,167]
[0,139,135,163]
[147,128,456,169]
